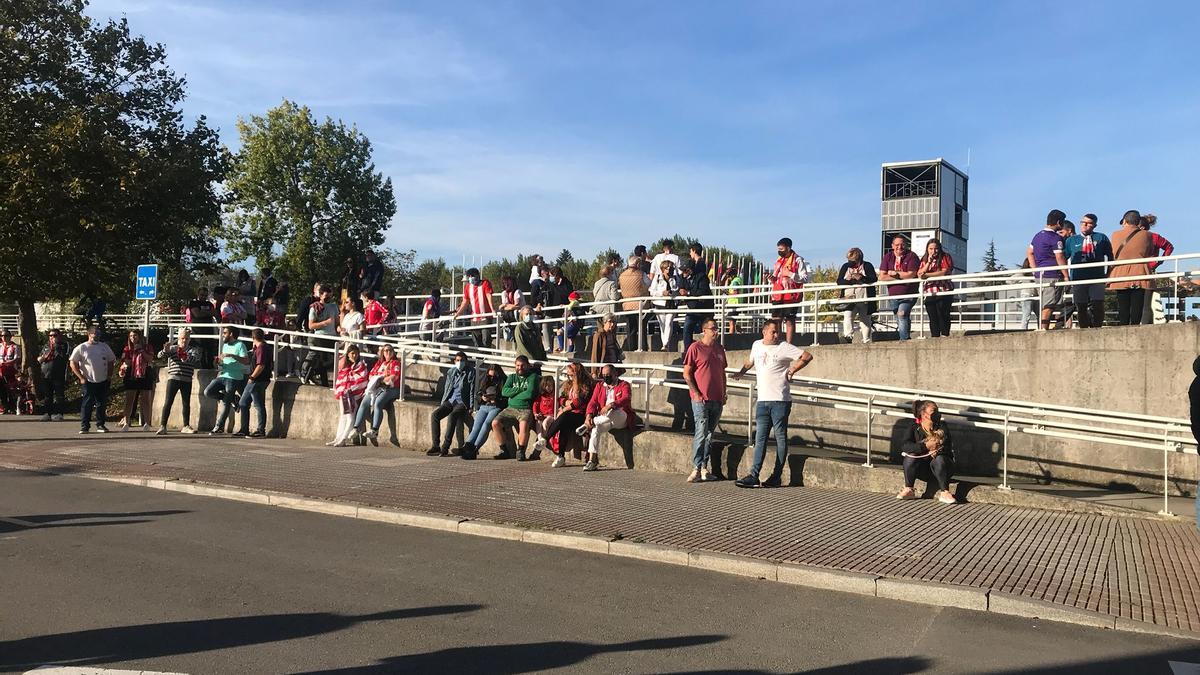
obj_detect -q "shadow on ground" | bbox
[0,509,188,534]
[0,605,483,670]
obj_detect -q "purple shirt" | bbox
[879,250,919,296]
[1030,229,1065,279]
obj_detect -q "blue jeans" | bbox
[80,380,110,430]
[466,404,502,447]
[681,313,709,352]
[889,298,915,340]
[238,379,268,435]
[750,401,792,480]
[691,399,723,469]
[355,387,401,432]
[204,376,243,431]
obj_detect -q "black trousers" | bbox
[903,454,953,492]
[431,401,469,450]
[623,313,643,351]
[924,296,954,337]
[40,376,66,415]
[542,410,586,454]
[1115,288,1144,326]
[159,378,193,427]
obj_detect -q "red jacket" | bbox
[370,358,403,388]
[364,299,389,329]
[585,380,641,427]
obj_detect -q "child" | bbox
[529,375,557,461]
[555,291,583,353]
[329,345,368,447]
[13,372,36,416]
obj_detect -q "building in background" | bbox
[880,159,968,274]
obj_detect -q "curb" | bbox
[15,465,1200,642]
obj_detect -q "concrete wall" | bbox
[158,322,1198,496]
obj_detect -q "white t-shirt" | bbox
[341,311,365,336]
[649,252,681,279]
[750,340,807,402]
[69,341,117,383]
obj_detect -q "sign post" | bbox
[135,264,158,336]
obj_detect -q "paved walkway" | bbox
[3,418,1200,635]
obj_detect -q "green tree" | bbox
[223,100,396,288]
[981,239,1005,272]
[0,0,227,376]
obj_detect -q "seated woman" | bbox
[459,363,506,460]
[897,399,956,504]
[532,361,593,468]
[328,344,368,447]
[354,344,402,445]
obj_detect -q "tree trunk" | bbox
[17,298,43,392]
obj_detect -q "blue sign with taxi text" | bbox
[135,264,158,300]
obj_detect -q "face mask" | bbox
[456,361,466,371]
[469,277,480,286]
[268,304,276,311]
[604,374,616,385]
[523,315,533,325]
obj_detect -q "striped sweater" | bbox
[158,344,202,381]
[334,360,369,401]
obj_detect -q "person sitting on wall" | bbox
[896,399,956,504]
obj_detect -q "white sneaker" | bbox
[39,414,51,422]
[937,491,957,505]
[180,426,195,434]
[325,440,337,446]
[551,455,565,468]
[583,459,598,472]
[333,439,349,447]
[139,424,150,432]
[686,469,700,483]
[118,421,129,431]
[155,427,166,436]
[532,437,547,454]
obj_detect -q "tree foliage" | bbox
[223,100,396,288]
[0,0,227,371]
[981,239,1005,272]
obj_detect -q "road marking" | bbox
[1170,662,1200,675]
[27,662,189,667]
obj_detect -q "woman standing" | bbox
[1108,210,1155,325]
[591,263,620,318]
[896,400,956,504]
[836,248,878,344]
[589,313,624,377]
[118,330,156,430]
[354,344,403,445]
[649,260,681,351]
[497,276,524,341]
[532,362,593,468]
[329,344,368,447]
[917,240,955,338]
[459,363,507,460]
[156,327,201,435]
[421,288,442,342]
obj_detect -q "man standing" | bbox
[69,326,116,434]
[733,320,814,488]
[235,328,273,438]
[878,236,920,340]
[291,282,320,379]
[38,329,69,421]
[682,318,727,483]
[256,267,278,306]
[453,268,495,348]
[491,355,539,460]
[649,240,681,282]
[619,255,650,351]
[679,243,713,352]
[768,237,809,344]
[428,351,475,457]
[360,250,385,297]
[304,284,336,387]
[1027,209,1070,331]
[186,287,216,365]
[1063,214,1112,329]
[205,325,249,435]
[634,244,653,276]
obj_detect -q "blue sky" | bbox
[89,0,1200,271]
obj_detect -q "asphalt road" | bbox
[3,469,1200,675]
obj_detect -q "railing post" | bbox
[272,331,280,376]
[637,305,646,353]
[862,395,874,468]
[398,348,407,402]
[918,286,927,339]
[553,364,563,417]
[643,370,651,426]
[998,411,1012,491]
[1160,426,1175,516]
[1173,258,1180,322]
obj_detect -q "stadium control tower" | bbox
[880,159,968,274]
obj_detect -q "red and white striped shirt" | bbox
[0,342,19,368]
[371,358,403,387]
[463,280,494,321]
[334,360,368,400]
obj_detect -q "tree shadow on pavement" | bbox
[294,634,727,674]
[665,656,931,674]
[0,510,189,534]
[0,605,484,671]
